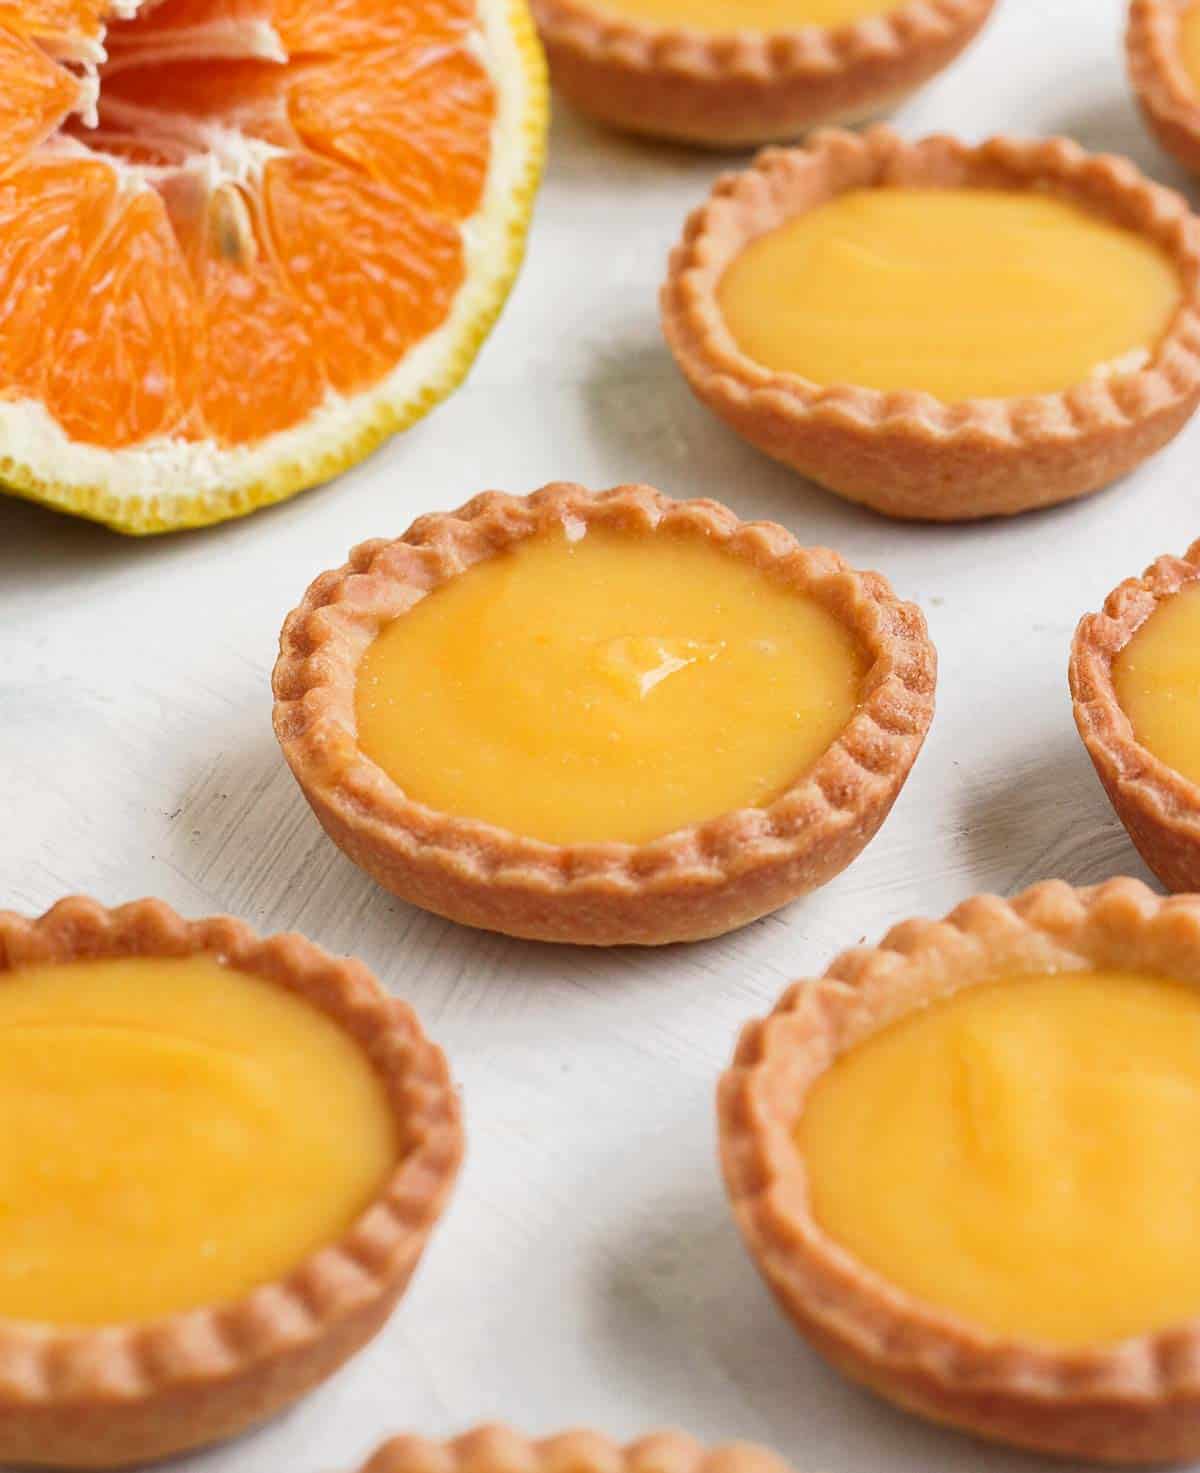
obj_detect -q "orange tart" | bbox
[0,895,461,1469]
[272,483,936,946]
[531,0,995,146]
[358,1429,797,1473]
[1128,0,1200,177]
[720,878,1200,1463]
[1071,536,1200,892]
[663,127,1200,520]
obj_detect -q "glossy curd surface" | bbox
[0,955,397,1326]
[800,969,1200,1346]
[1113,583,1200,788]
[355,524,865,846]
[719,188,1181,401]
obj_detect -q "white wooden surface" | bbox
[2,1,1198,1468]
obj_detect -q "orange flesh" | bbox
[0,0,494,448]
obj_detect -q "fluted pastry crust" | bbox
[272,483,936,946]
[358,1427,795,1473]
[719,877,1200,1463]
[0,895,462,1469]
[1071,537,1200,891]
[532,0,995,145]
[662,127,1200,520]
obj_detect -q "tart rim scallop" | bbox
[0,894,463,1471]
[530,0,996,146]
[1071,536,1200,893]
[1127,0,1200,177]
[718,876,1200,1464]
[661,126,1200,521]
[357,1427,794,1473]
[271,482,937,947]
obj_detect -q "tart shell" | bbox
[718,877,1200,1464]
[1071,537,1200,892]
[0,895,463,1470]
[1128,0,1200,177]
[272,483,937,947]
[531,0,995,147]
[662,127,1200,520]
[357,1427,796,1473]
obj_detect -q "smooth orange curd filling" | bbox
[1113,583,1200,787]
[799,970,1200,1347]
[355,525,866,846]
[1180,1,1200,96]
[718,188,1182,402]
[0,955,397,1327]
[583,0,898,32]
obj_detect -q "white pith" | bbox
[0,0,540,525]
[76,102,290,190]
[44,0,151,117]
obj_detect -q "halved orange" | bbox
[0,0,546,533]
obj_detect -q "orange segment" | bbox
[0,29,82,167]
[45,188,200,446]
[165,175,327,442]
[289,47,494,218]
[272,0,473,56]
[106,0,272,40]
[263,154,464,396]
[102,0,289,85]
[196,240,325,442]
[0,0,108,50]
[96,60,298,147]
[0,159,117,401]
[103,0,473,72]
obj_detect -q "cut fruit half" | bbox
[0,0,546,533]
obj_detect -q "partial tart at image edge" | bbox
[1128,0,1200,177]
[1072,536,1200,892]
[356,1427,797,1473]
[0,895,462,1470]
[719,876,1200,1465]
